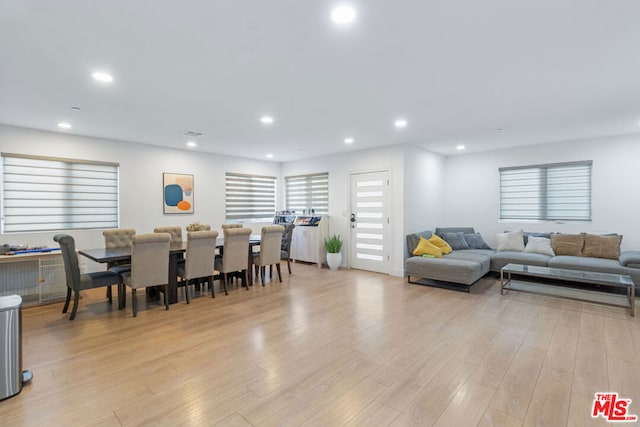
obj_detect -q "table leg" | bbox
[247,245,253,287]
[500,269,504,295]
[168,252,179,304]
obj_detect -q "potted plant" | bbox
[324,234,343,270]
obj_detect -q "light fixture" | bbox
[91,71,114,83]
[331,5,356,24]
[266,153,274,159]
[71,106,81,111]
[57,122,71,129]
[260,116,274,124]
[186,141,197,148]
[394,119,408,128]
[456,145,466,151]
[344,137,354,144]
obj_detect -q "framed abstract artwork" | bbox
[163,173,194,214]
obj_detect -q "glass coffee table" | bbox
[500,263,635,316]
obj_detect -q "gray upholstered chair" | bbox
[153,226,182,243]
[54,234,123,320]
[177,230,218,302]
[221,223,243,230]
[253,225,284,286]
[117,233,171,317]
[280,223,295,274]
[214,227,252,295]
[103,228,135,302]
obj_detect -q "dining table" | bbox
[79,235,261,304]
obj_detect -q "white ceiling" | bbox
[1,1,640,162]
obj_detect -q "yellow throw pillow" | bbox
[413,237,443,257]
[428,234,453,254]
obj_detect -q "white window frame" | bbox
[225,172,276,223]
[1,153,119,233]
[499,160,592,221]
[285,172,329,215]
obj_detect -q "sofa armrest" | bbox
[619,251,640,268]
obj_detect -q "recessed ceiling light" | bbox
[344,137,354,144]
[456,145,466,151]
[260,116,274,124]
[186,141,197,148]
[266,153,274,159]
[57,122,71,129]
[91,71,114,83]
[495,128,503,131]
[71,106,81,111]
[331,5,356,24]
[394,119,408,128]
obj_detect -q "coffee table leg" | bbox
[500,269,504,295]
[631,285,635,317]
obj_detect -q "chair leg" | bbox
[210,275,215,298]
[221,273,228,296]
[276,264,282,282]
[270,265,273,279]
[69,290,80,320]
[185,279,191,304]
[62,287,72,313]
[164,284,169,310]
[132,288,138,317]
[287,258,292,274]
[261,266,266,286]
[243,270,249,290]
[254,264,259,280]
[107,285,112,304]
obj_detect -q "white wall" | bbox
[281,145,406,276]
[443,133,640,250]
[0,125,280,269]
[403,145,446,257]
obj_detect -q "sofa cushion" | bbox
[551,233,585,256]
[441,232,470,250]
[406,231,433,254]
[413,237,443,257]
[620,251,640,268]
[525,236,555,256]
[428,234,453,254]
[490,251,552,272]
[523,231,552,245]
[548,255,625,276]
[446,251,491,271]
[496,230,525,252]
[582,233,622,260]
[405,256,488,285]
[463,233,491,249]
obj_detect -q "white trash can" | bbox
[0,295,32,400]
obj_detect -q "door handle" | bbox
[350,213,357,228]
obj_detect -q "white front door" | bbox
[349,170,390,274]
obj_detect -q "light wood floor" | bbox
[2,263,639,426]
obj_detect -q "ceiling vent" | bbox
[180,130,203,137]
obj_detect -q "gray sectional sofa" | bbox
[405,227,640,292]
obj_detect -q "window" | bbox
[1,153,119,232]
[499,161,592,221]
[225,172,276,222]
[285,172,329,214]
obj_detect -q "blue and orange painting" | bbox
[163,173,193,213]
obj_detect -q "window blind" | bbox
[499,161,592,221]
[285,172,329,214]
[225,172,276,222]
[2,153,119,232]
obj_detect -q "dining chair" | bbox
[214,227,252,295]
[154,226,182,242]
[117,233,171,317]
[253,225,284,286]
[102,228,135,302]
[221,223,243,230]
[280,223,295,274]
[177,230,218,302]
[54,234,123,320]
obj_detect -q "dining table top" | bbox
[79,235,261,263]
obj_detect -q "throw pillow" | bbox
[496,230,525,252]
[463,233,491,249]
[524,236,555,256]
[523,231,552,245]
[440,232,470,250]
[427,234,453,254]
[582,233,622,260]
[412,237,443,257]
[550,233,585,256]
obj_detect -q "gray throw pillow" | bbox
[523,231,552,245]
[440,232,470,250]
[463,233,491,249]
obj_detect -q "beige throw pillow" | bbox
[525,236,555,256]
[551,233,585,256]
[496,230,525,252]
[582,234,622,260]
